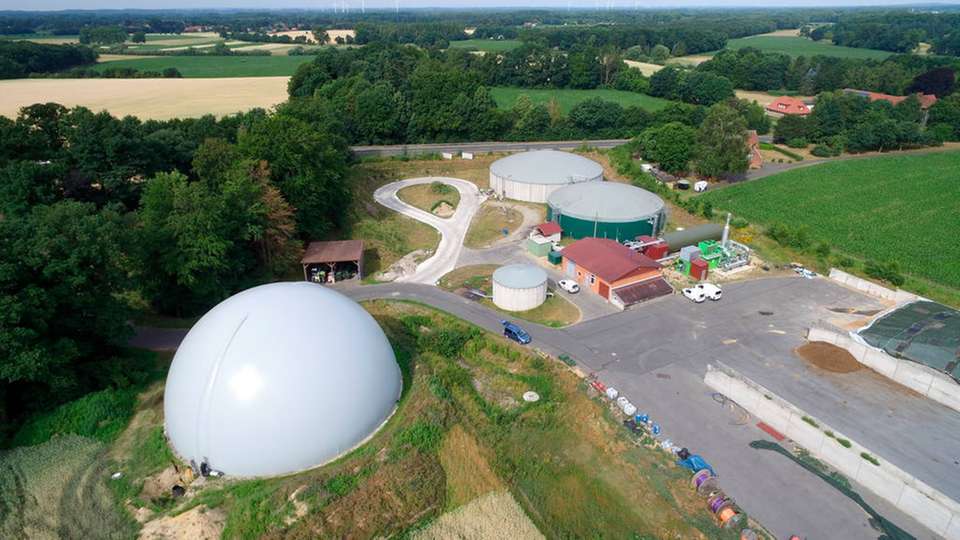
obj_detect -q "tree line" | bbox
[0,103,352,441]
[0,41,96,79]
[808,12,960,55]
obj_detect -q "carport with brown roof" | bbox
[301,240,364,283]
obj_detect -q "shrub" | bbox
[731,217,749,229]
[418,326,479,358]
[786,138,808,149]
[801,416,819,428]
[864,259,905,287]
[836,437,852,448]
[766,222,810,249]
[810,145,834,157]
[391,421,444,459]
[430,181,454,195]
[701,200,714,219]
[833,255,856,269]
[814,242,831,258]
[860,452,880,466]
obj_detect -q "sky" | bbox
[5,0,960,11]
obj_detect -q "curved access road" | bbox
[373,176,483,285]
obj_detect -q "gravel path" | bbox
[374,177,483,285]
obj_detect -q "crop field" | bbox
[491,86,672,113]
[701,151,960,290]
[449,38,522,52]
[0,78,289,120]
[724,36,892,60]
[92,54,314,77]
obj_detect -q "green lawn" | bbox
[701,151,960,290]
[92,55,315,77]
[448,39,522,53]
[725,36,892,60]
[490,87,672,113]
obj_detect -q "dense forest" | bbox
[0,103,351,440]
[0,41,96,79]
[808,12,960,55]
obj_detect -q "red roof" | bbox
[844,88,938,110]
[562,238,661,283]
[536,222,562,236]
[301,240,364,264]
[765,96,810,116]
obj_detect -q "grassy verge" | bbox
[397,181,461,214]
[490,86,672,114]
[464,203,524,248]
[439,265,581,327]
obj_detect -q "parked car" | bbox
[557,279,580,294]
[682,287,706,303]
[693,283,722,301]
[694,180,709,192]
[501,320,531,344]
[791,264,818,279]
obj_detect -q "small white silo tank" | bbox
[492,264,548,312]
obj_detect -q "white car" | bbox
[682,287,706,303]
[694,283,722,301]
[557,279,580,294]
[694,180,709,192]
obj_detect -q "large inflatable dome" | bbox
[163,282,401,477]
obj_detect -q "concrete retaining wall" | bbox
[705,363,960,539]
[827,268,918,303]
[808,327,960,413]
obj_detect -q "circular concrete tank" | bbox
[547,181,666,240]
[163,282,401,478]
[492,264,548,312]
[489,150,603,203]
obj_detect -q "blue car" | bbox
[501,320,531,344]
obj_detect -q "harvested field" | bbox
[324,29,356,44]
[797,341,862,373]
[415,490,543,540]
[269,30,318,44]
[0,77,289,121]
[624,60,664,76]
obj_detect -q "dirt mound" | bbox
[796,341,862,373]
[139,506,225,540]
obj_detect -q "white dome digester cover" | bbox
[163,282,401,477]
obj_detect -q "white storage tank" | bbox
[492,264,548,312]
[489,150,603,203]
[163,282,402,478]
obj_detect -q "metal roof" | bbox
[301,240,364,264]
[493,264,548,289]
[490,150,603,185]
[561,238,661,283]
[547,182,665,223]
[164,282,401,477]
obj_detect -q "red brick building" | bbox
[560,238,671,308]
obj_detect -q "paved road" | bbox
[352,139,629,158]
[373,176,482,284]
[133,277,936,539]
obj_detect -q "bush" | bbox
[860,452,880,466]
[833,254,856,269]
[836,438,852,448]
[814,242,831,258]
[786,138,808,149]
[12,388,138,447]
[418,326,479,358]
[731,217,749,229]
[430,181,454,195]
[864,259,905,287]
[766,222,810,249]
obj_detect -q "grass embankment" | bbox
[92,55,314,77]
[491,87,672,114]
[2,302,740,538]
[465,204,525,248]
[700,151,960,304]
[439,265,581,327]
[448,39,522,53]
[725,35,892,60]
[397,181,461,215]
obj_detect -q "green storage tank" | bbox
[546,182,666,241]
[547,250,563,265]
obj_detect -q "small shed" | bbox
[302,240,364,283]
[526,222,563,257]
[535,222,563,243]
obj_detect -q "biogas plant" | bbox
[163,282,401,478]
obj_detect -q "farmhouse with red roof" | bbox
[765,96,811,116]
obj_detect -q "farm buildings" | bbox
[560,238,671,307]
[163,282,401,477]
[765,96,811,116]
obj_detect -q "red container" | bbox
[644,242,670,260]
[690,258,709,281]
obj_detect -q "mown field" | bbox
[724,36,892,60]
[448,38,522,53]
[491,86,672,113]
[701,151,960,290]
[92,55,314,77]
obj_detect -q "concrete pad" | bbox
[898,484,954,536]
[892,361,935,395]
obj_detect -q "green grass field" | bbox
[701,151,960,290]
[448,39,522,53]
[93,55,314,77]
[491,87,672,113]
[725,36,892,60]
